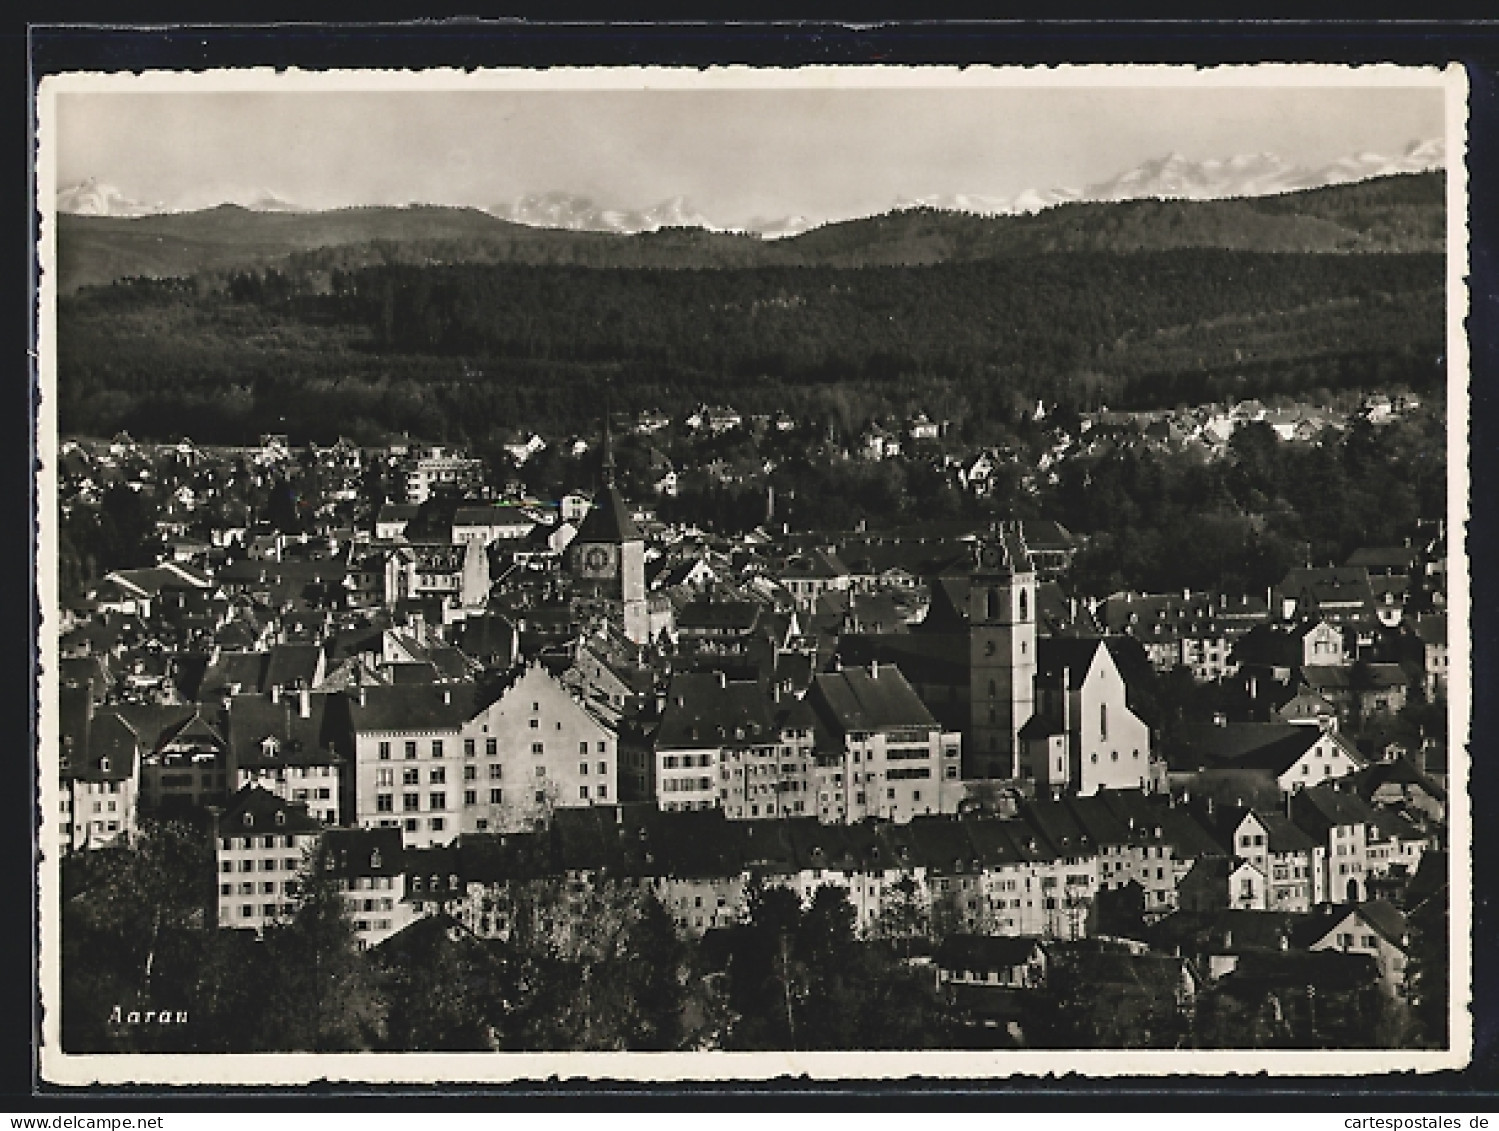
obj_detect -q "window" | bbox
[535,766,547,779]
[579,741,589,755]
[404,741,417,759]
[489,788,503,805]
[464,739,476,757]
[430,817,444,832]
[378,741,391,761]
[403,793,419,812]
[529,718,540,730]
[531,742,544,755]
[598,741,607,753]
[429,792,446,810]
[429,767,446,784]
[403,767,419,785]
[376,767,394,787]
[580,785,590,800]
[598,785,607,800]
[488,764,503,780]
[464,789,477,806]
[377,794,394,812]
[597,761,607,775]
[431,740,443,758]
[463,765,477,782]
[1100,703,1108,741]
[486,738,497,756]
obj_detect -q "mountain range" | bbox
[898,137,1445,218]
[55,138,1443,235]
[53,169,1446,294]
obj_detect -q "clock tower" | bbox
[567,420,650,644]
[968,524,1036,779]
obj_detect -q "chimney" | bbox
[1206,795,1214,817]
[357,685,367,708]
[298,687,311,719]
[270,685,281,704]
[716,671,727,689]
[870,660,879,680]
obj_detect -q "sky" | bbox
[52,76,1449,227]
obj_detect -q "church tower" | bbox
[968,524,1037,779]
[567,418,650,644]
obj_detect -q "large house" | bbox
[807,663,965,824]
[212,785,325,936]
[349,662,617,847]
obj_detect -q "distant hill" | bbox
[54,172,1445,294]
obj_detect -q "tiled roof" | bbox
[217,784,324,837]
[574,485,640,544]
[810,664,937,735]
[228,691,350,767]
[347,682,482,734]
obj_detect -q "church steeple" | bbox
[601,411,617,488]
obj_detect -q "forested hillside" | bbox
[57,249,1443,446]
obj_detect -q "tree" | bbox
[1405,881,1451,1048]
[251,848,386,1051]
[60,819,212,1052]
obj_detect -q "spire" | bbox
[601,411,616,487]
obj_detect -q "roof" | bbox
[228,691,350,767]
[810,664,937,735]
[1248,811,1319,854]
[347,682,482,734]
[1346,546,1420,572]
[1167,722,1310,770]
[1291,782,1379,834]
[59,688,140,781]
[934,934,1044,971]
[217,784,324,837]
[574,484,640,544]
[656,672,777,749]
[676,599,761,633]
[263,643,322,689]
[320,827,405,878]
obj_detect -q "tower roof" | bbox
[972,525,1033,577]
[575,483,641,544]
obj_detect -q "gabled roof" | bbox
[1291,782,1378,834]
[809,664,937,735]
[1246,810,1318,854]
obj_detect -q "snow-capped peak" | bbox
[56,178,162,218]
